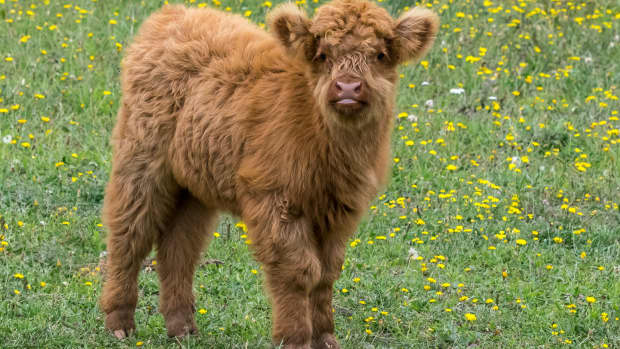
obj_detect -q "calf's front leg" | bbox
[310,240,346,349]
[248,209,321,349]
[264,251,321,349]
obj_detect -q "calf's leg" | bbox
[264,249,321,349]
[101,162,178,339]
[310,240,346,349]
[156,193,217,337]
[246,208,320,349]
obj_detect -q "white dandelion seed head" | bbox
[450,88,465,95]
[421,81,430,86]
[425,99,434,107]
[2,135,12,144]
[407,114,418,122]
[408,247,419,259]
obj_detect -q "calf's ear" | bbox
[390,8,439,64]
[267,3,315,61]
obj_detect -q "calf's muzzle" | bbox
[328,75,369,114]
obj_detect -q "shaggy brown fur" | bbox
[100,1,438,348]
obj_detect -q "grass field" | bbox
[1,0,619,348]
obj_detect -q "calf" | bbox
[100,1,438,348]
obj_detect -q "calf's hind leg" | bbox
[101,164,179,339]
[156,192,217,337]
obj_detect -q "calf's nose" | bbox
[329,78,367,105]
[334,81,362,98]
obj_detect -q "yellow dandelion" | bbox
[464,313,477,321]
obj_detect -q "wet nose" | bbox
[333,80,363,100]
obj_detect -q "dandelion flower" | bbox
[464,313,477,321]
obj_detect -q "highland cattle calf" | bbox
[100,1,438,347]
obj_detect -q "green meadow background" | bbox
[0,0,618,347]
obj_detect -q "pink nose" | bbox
[334,81,362,99]
[328,77,368,105]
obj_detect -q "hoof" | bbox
[105,308,135,339]
[165,311,198,338]
[114,329,128,340]
[272,338,311,349]
[273,340,311,349]
[312,333,340,349]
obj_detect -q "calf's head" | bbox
[268,0,438,127]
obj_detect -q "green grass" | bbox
[1,0,619,348]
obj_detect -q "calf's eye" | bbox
[377,52,386,61]
[313,51,327,62]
